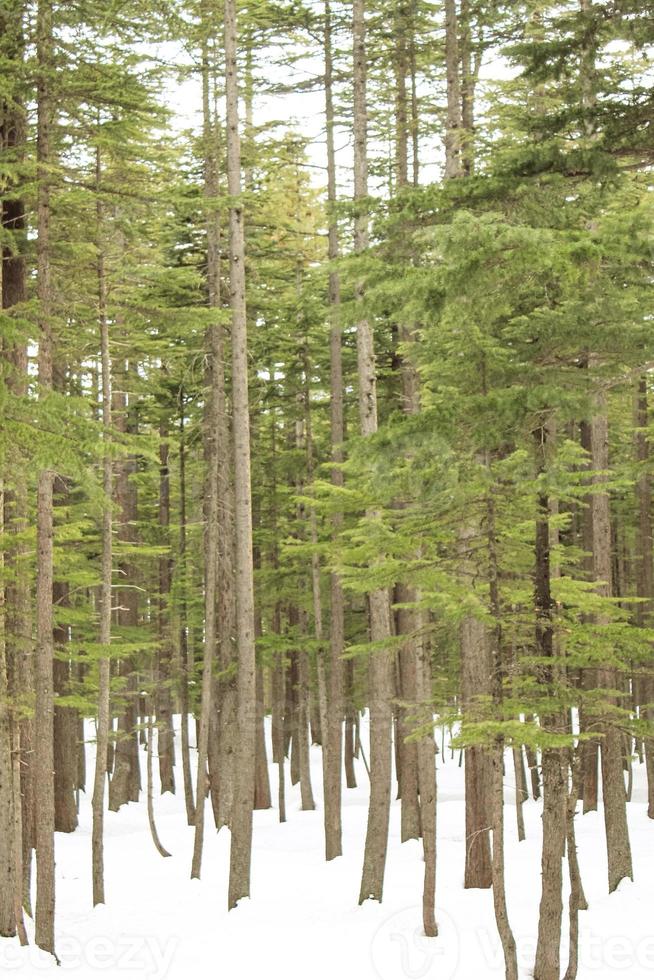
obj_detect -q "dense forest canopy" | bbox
[0,1,653,978]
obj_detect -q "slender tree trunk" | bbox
[146,708,171,859]
[91,150,112,909]
[253,663,271,809]
[177,404,195,825]
[485,472,518,980]
[0,480,17,937]
[444,0,462,178]
[415,629,437,936]
[53,577,77,833]
[589,394,632,892]
[157,419,175,795]
[192,27,223,877]
[34,0,56,953]
[352,0,395,905]
[108,355,141,811]
[563,749,588,980]
[533,427,567,980]
[0,11,28,930]
[633,378,654,817]
[323,0,344,860]
[225,0,256,909]
[461,601,492,888]
[579,418,599,812]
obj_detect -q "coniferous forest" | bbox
[1,1,654,978]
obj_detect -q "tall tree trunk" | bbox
[634,377,654,817]
[485,470,518,980]
[353,0,395,905]
[461,600,492,889]
[392,12,422,846]
[177,402,195,824]
[0,480,17,937]
[323,0,345,860]
[108,355,141,811]
[225,0,257,909]
[415,627,437,936]
[53,577,77,833]
[444,0,462,178]
[589,394,632,892]
[533,427,567,980]
[0,4,32,922]
[34,0,56,954]
[91,149,112,909]
[157,419,175,794]
[192,24,225,876]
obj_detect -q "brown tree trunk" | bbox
[589,396,632,892]
[533,428,567,980]
[353,0,395,906]
[53,577,77,833]
[91,150,112,909]
[177,404,195,825]
[192,26,225,875]
[563,749,588,980]
[461,604,492,888]
[634,378,654,817]
[485,475,518,980]
[0,480,17,937]
[225,0,256,909]
[323,0,344,860]
[444,0,462,179]
[157,420,175,795]
[1,9,31,923]
[108,355,141,812]
[34,0,56,954]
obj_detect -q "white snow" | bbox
[2,718,653,979]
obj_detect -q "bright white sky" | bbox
[157,20,518,197]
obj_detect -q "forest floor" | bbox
[2,718,653,979]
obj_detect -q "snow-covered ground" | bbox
[2,718,653,979]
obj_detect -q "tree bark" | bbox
[91,148,112,909]
[589,395,632,892]
[225,0,257,909]
[34,0,56,954]
[353,0,395,905]
[323,0,345,860]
